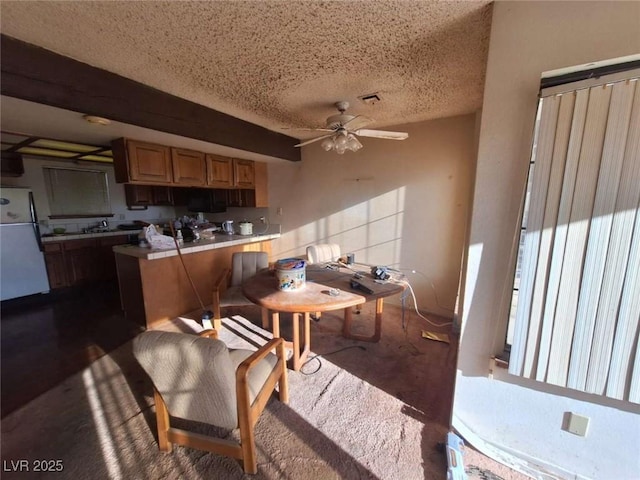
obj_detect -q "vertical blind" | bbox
[508,72,640,403]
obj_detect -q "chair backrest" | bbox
[230,251,269,286]
[133,330,239,429]
[306,244,341,264]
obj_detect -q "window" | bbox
[43,166,112,218]
[507,69,640,403]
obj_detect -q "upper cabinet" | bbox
[206,155,255,189]
[206,154,234,187]
[113,138,172,184]
[234,159,255,188]
[112,138,267,206]
[171,148,206,186]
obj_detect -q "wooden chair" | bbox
[306,244,362,317]
[133,328,288,474]
[212,251,269,331]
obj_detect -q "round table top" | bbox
[242,269,366,313]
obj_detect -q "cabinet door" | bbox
[172,148,206,186]
[152,186,174,205]
[227,189,243,207]
[233,159,255,188]
[43,243,68,289]
[126,141,172,184]
[206,154,233,187]
[125,184,153,206]
[64,239,98,285]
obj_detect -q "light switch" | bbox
[567,412,590,437]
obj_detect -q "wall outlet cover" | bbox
[566,412,590,437]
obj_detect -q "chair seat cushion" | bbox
[220,285,255,308]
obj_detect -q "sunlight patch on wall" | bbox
[460,242,483,341]
[286,187,406,266]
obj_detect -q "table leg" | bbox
[269,311,311,372]
[292,312,300,370]
[261,308,270,329]
[341,298,384,343]
[271,311,280,338]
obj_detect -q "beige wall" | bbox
[267,114,477,318]
[454,2,640,478]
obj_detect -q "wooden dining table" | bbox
[242,263,405,371]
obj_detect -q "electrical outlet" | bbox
[277,207,283,216]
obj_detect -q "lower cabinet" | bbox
[42,243,67,289]
[43,235,129,289]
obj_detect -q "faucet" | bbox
[84,219,109,233]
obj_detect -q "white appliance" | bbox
[239,221,253,236]
[0,187,50,301]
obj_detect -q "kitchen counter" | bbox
[42,230,141,242]
[113,230,279,328]
[112,232,280,260]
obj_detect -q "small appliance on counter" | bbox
[222,220,234,235]
[239,221,253,236]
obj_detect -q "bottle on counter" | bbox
[176,229,184,246]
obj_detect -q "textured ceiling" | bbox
[0,1,492,138]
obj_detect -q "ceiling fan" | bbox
[292,101,409,154]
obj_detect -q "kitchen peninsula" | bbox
[113,231,280,328]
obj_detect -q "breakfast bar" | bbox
[113,232,280,328]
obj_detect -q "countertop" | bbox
[112,232,281,260]
[41,230,142,242]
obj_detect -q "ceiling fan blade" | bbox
[283,127,334,132]
[342,115,373,130]
[354,129,409,140]
[295,134,333,147]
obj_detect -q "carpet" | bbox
[1,314,526,479]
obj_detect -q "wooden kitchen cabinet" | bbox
[125,184,173,206]
[43,235,130,289]
[64,238,99,285]
[113,138,173,184]
[206,154,234,187]
[171,148,206,186]
[113,138,267,205]
[233,159,255,188]
[206,155,255,189]
[226,189,256,207]
[42,242,68,288]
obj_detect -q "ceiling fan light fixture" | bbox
[321,137,334,151]
[346,134,362,151]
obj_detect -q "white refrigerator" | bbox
[0,187,50,301]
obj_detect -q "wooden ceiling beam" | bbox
[0,35,300,162]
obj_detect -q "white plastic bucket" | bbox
[275,258,306,291]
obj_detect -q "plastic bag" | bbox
[145,224,176,250]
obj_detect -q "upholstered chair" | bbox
[133,329,288,474]
[212,251,269,330]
